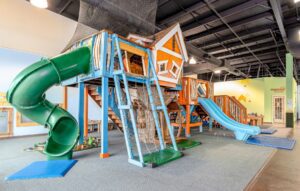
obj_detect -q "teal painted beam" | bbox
[285,53,294,128]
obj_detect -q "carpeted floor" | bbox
[0,130,275,191]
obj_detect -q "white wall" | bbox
[67,87,102,121]
[0,0,77,57]
[297,86,300,119]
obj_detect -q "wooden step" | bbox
[110,115,118,119]
[94,96,101,101]
[108,110,115,114]
[89,91,99,96]
[88,86,97,91]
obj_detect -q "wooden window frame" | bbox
[16,103,63,127]
[0,107,13,137]
[16,112,39,127]
[157,60,168,75]
[170,61,179,77]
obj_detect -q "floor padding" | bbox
[246,136,296,150]
[6,160,77,181]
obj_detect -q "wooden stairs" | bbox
[87,85,123,131]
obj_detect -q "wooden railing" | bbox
[214,95,247,124]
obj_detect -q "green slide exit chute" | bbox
[6,47,91,159]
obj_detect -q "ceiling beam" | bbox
[232,58,280,67]
[269,0,299,81]
[182,0,267,32]
[157,1,207,25]
[205,34,274,54]
[215,42,284,59]
[197,24,277,48]
[59,0,73,14]
[158,0,170,7]
[230,56,280,65]
[237,63,280,70]
[269,0,288,47]
[186,11,272,42]
[226,48,286,60]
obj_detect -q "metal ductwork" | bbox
[287,27,300,59]
[79,0,156,34]
[66,0,157,48]
[270,0,299,58]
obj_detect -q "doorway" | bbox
[272,96,285,124]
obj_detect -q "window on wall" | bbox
[170,61,179,77]
[0,108,13,137]
[158,60,168,74]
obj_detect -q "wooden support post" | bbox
[84,86,89,137]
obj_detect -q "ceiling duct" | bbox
[287,27,300,59]
[66,0,157,47]
[80,0,156,35]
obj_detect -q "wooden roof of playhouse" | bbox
[127,23,188,88]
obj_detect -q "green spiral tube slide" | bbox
[6,47,91,160]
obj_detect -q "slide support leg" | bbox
[185,105,191,138]
[209,116,213,132]
[78,82,85,144]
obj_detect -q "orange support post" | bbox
[63,86,68,110]
[186,105,191,137]
[84,86,89,137]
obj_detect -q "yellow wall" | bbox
[214,78,265,115]
[214,77,297,123]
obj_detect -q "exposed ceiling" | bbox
[32,0,300,82]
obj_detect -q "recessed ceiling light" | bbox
[295,0,300,3]
[189,57,197,64]
[30,0,48,8]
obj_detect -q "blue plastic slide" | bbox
[198,98,260,141]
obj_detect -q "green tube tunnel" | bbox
[6,47,91,160]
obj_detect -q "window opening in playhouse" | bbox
[158,60,168,74]
[124,51,145,76]
[197,83,207,97]
[170,61,179,77]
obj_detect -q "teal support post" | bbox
[78,82,85,144]
[100,32,110,158]
[286,53,295,128]
[199,125,203,133]
[209,116,213,131]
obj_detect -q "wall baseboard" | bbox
[0,133,48,140]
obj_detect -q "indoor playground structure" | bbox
[3,1,300,189]
[6,23,261,169]
[7,24,188,167]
